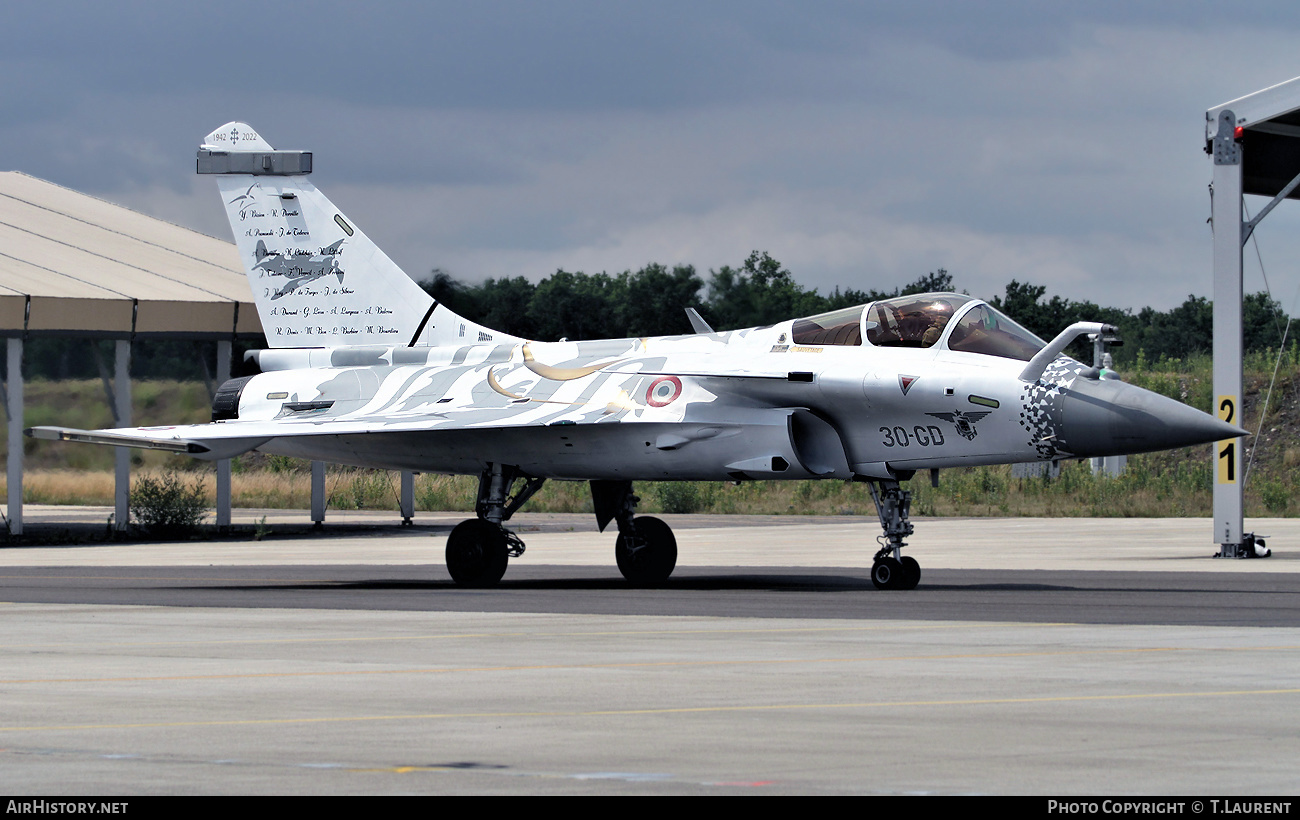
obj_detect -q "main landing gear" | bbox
[444,469,678,587]
[866,479,921,590]
[593,480,677,586]
[445,464,544,587]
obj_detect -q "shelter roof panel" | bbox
[0,221,225,302]
[0,295,26,331]
[0,172,263,336]
[234,305,262,335]
[135,299,236,336]
[0,199,247,302]
[26,296,134,334]
[0,171,242,274]
[0,238,132,299]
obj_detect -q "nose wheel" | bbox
[871,554,920,590]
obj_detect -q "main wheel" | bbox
[899,556,921,590]
[871,557,903,590]
[445,519,509,587]
[615,516,677,586]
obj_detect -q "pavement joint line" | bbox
[5,687,1300,733]
[0,620,1046,650]
[3,644,1296,685]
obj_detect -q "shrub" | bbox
[342,470,392,509]
[130,472,209,538]
[1257,478,1290,515]
[656,482,712,514]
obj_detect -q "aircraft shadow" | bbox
[184,572,1088,594]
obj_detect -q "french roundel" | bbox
[646,376,683,407]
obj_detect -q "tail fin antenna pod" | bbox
[199,122,515,349]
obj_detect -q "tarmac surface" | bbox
[2,506,1299,795]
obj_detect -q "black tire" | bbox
[615,516,678,586]
[899,556,921,590]
[871,557,903,590]
[445,519,509,587]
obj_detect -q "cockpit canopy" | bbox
[942,300,1046,361]
[790,305,865,346]
[865,294,967,350]
[790,293,1047,362]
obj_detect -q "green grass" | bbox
[12,348,1300,519]
[13,380,212,472]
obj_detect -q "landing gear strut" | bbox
[445,464,545,587]
[866,479,920,590]
[592,480,677,586]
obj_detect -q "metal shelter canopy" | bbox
[0,171,260,338]
[1206,76,1300,558]
[0,170,265,535]
[1208,78,1300,201]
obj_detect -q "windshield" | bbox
[946,303,1046,361]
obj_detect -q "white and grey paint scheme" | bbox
[29,123,1246,589]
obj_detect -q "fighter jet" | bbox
[28,122,1246,589]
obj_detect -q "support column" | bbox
[1211,109,1244,555]
[311,460,326,525]
[6,337,22,536]
[114,340,131,532]
[400,471,414,525]
[215,341,232,530]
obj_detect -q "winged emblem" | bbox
[926,410,992,441]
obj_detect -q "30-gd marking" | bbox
[880,425,946,448]
[1217,395,1237,485]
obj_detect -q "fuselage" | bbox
[219,293,1192,482]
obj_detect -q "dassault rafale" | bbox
[28,123,1246,589]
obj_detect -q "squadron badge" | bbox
[926,410,991,441]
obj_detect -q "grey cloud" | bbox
[5,2,1300,312]
[11,2,1300,113]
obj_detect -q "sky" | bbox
[5,1,1300,313]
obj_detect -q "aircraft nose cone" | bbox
[1055,378,1246,458]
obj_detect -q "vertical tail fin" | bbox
[199,122,515,348]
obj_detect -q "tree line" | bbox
[425,250,1291,367]
[988,280,1290,366]
[13,250,1291,382]
[423,251,956,341]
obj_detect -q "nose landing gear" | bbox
[867,479,920,590]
